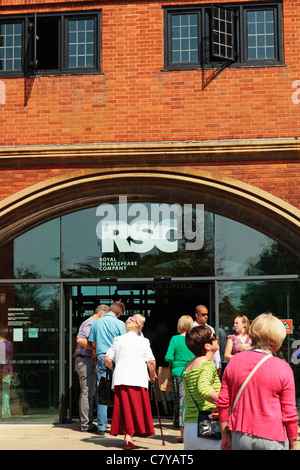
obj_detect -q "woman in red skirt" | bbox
[104,315,157,449]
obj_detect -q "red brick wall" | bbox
[0,0,299,146]
[0,1,300,213]
[198,162,300,210]
[0,162,300,212]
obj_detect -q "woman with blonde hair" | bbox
[165,315,195,443]
[224,315,252,360]
[104,315,157,449]
[217,312,298,450]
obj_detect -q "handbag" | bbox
[157,366,173,392]
[185,373,221,440]
[197,411,221,440]
[97,368,114,406]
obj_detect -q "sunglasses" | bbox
[197,313,208,317]
[207,333,218,344]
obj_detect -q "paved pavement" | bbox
[0,419,299,451]
[0,418,184,451]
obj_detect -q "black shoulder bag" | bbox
[185,376,221,440]
[97,368,114,407]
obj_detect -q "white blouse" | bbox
[106,331,155,389]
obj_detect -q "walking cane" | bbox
[151,383,166,446]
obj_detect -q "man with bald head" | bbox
[194,304,222,377]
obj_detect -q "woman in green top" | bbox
[183,325,221,450]
[165,315,195,443]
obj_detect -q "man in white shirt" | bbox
[194,304,222,377]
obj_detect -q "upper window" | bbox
[164,2,283,70]
[0,22,23,73]
[0,11,101,76]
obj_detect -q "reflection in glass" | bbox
[215,215,300,276]
[0,205,299,281]
[13,218,60,279]
[0,200,300,419]
[61,208,100,278]
[219,279,300,408]
[0,284,59,422]
[61,204,214,278]
[0,329,13,419]
[1,205,299,281]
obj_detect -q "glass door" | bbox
[0,283,60,423]
[68,280,214,420]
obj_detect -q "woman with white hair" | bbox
[217,312,298,450]
[104,315,157,449]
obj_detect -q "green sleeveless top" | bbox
[183,361,221,423]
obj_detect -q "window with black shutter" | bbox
[211,5,235,62]
[164,2,283,70]
[0,11,101,77]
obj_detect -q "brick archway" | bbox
[0,166,299,255]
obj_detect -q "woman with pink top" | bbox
[217,313,298,450]
[224,315,252,361]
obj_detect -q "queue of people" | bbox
[74,301,299,451]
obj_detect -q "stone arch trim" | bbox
[0,166,299,255]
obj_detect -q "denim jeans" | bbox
[231,432,289,450]
[96,354,108,431]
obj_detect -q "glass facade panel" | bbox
[215,215,300,276]
[0,199,300,422]
[61,202,214,278]
[0,283,60,422]
[218,280,300,408]
[0,218,60,280]
[61,208,102,278]
[14,218,60,279]
[1,204,299,280]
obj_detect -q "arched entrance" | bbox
[0,167,299,423]
[0,166,299,255]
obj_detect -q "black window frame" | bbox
[211,5,236,62]
[164,2,283,70]
[0,18,25,76]
[0,10,101,77]
[242,4,281,65]
[164,8,202,70]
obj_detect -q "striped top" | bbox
[183,361,221,423]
